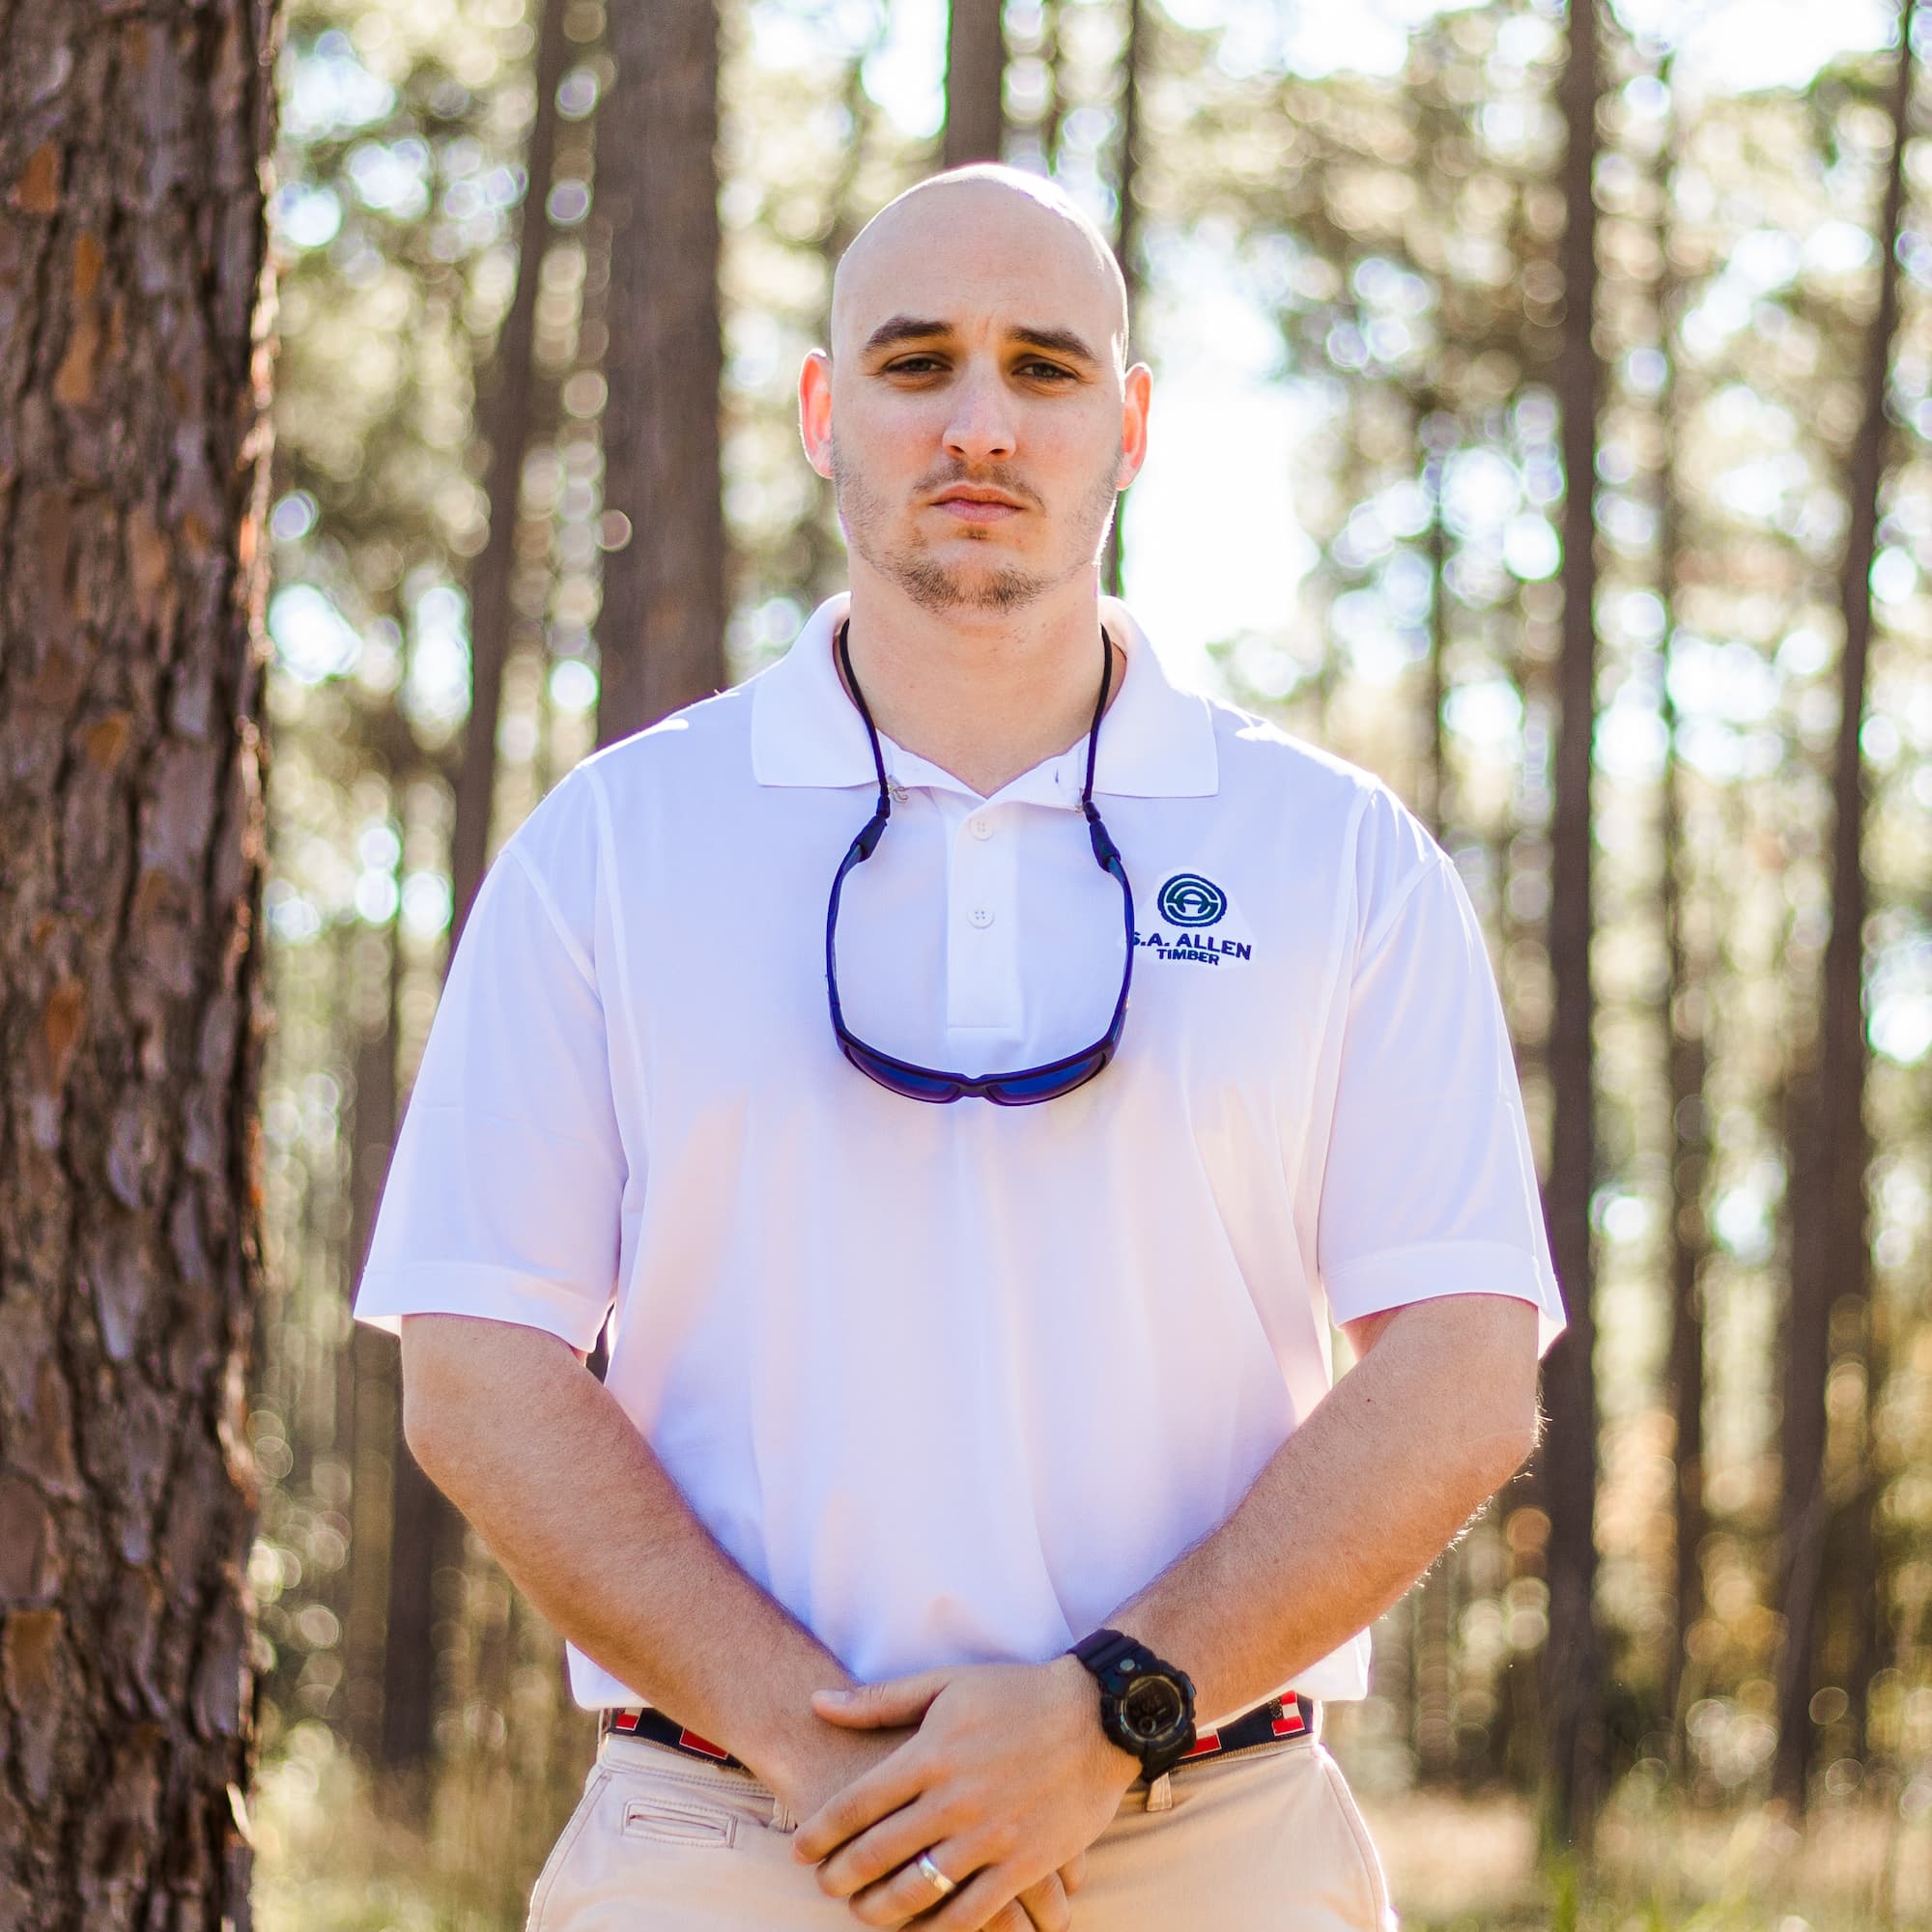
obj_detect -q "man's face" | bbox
[801,183,1151,616]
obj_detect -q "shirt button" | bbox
[969,907,994,928]
[970,816,993,840]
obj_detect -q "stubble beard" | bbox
[831,438,1122,615]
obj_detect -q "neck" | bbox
[833,562,1127,799]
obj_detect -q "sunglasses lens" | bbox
[984,1049,1111,1106]
[844,1043,963,1103]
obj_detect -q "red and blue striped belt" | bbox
[598,1690,1318,1779]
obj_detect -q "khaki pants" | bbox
[525,1719,1398,1931]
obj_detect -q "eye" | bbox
[1021,361,1076,382]
[885,355,945,374]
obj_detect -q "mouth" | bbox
[930,491,1026,525]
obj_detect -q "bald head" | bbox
[829,165,1130,375]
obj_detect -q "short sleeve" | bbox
[1316,834,1567,1358]
[352,794,625,1353]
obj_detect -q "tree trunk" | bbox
[944,0,1007,169]
[594,0,727,745]
[1103,0,1145,600]
[0,0,279,1919]
[1419,410,1452,838]
[1538,0,1606,1852]
[1772,0,1912,1810]
[450,0,571,937]
[1652,62,1712,1760]
[1040,0,1067,174]
[342,907,403,1770]
[368,3,575,1765]
[1659,565,1711,1766]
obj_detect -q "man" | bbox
[353,163,1565,1932]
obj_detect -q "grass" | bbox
[1358,1781,1932,1929]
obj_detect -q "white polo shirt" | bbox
[353,590,1566,1720]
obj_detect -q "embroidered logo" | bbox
[1155,873,1227,926]
[1136,873,1251,967]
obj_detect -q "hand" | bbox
[768,1716,919,1830]
[766,1715,1087,1931]
[791,1656,1139,1929]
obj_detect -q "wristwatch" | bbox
[1068,1628,1197,1780]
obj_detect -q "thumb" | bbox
[810,1669,953,1729]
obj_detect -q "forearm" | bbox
[399,1314,847,1791]
[1109,1294,1539,1725]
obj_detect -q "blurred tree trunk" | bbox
[1418,407,1451,838]
[1653,66,1712,1761]
[944,0,1007,168]
[1539,0,1607,1852]
[342,876,404,1769]
[1103,0,1145,600]
[595,0,726,744]
[1773,0,1912,1812]
[0,0,279,1919]
[451,0,570,934]
[797,31,893,611]
[1040,0,1067,173]
[374,0,570,1780]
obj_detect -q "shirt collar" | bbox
[748,591,1219,806]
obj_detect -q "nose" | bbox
[942,360,1016,466]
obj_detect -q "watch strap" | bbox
[1071,1627,1140,1677]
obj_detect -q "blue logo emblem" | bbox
[1156,873,1227,927]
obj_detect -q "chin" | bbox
[888,552,1047,614]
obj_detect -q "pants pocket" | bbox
[620,1788,740,1849]
[525,1768,611,1932]
[1314,1750,1397,1932]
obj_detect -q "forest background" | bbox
[5,0,1930,1925]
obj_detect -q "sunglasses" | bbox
[824,617,1136,1104]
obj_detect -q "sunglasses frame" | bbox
[824,617,1136,1105]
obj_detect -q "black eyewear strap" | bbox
[824,617,1136,1105]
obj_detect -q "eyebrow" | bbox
[861,315,1102,369]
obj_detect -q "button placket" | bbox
[946,805,1021,1030]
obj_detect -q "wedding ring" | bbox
[916,1850,957,1897]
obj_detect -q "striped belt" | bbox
[598,1690,1318,1779]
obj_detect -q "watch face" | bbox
[1120,1672,1186,1743]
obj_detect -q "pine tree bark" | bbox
[0,0,280,1920]
[1538,0,1607,1851]
[1772,0,1913,1810]
[594,0,726,745]
[943,0,1007,169]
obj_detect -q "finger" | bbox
[793,1746,930,1863]
[846,1841,984,1929]
[814,1798,952,1900]
[1057,1850,1088,1896]
[1016,1871,1072,1932]
[911,1863,1025,1932]
[812,1670,954,1730]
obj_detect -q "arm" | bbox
[1108,1289,1541,1721]
[400,1313,1087,1930]
[793,1291,1541,1931]
[398,1311,865,1797]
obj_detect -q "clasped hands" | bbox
[786,1654,1142,1931]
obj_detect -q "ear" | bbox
[1116,361,1151,491]
[799,349,835,480]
